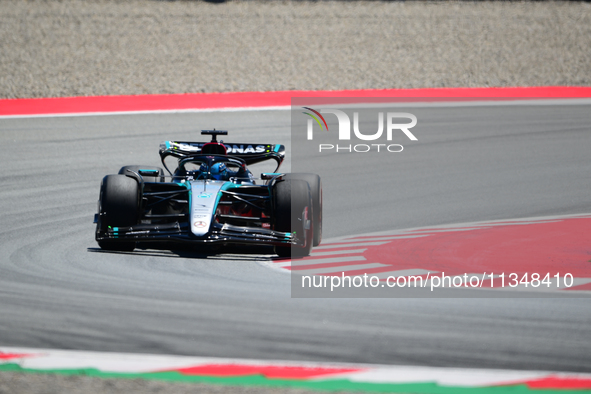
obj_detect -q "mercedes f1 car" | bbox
[94,130,322,257]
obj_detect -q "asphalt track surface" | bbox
[1,102,590,373]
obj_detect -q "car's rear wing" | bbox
[159,141,286,173]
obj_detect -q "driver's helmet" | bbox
[199,162,228,180]
[211,163,228,180]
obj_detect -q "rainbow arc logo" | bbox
[302,107,328,131]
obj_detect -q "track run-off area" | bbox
[1,88,591,392]
[275,214,591,295]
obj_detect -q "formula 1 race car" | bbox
[94,130,321,257]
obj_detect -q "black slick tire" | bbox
[273,179,314,258]
[283,173,322,246]
[96,174,139,251]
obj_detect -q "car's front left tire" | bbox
[273,179,314,258]
[283,173,322,246]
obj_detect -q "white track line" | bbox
[291,263,390,276]
[309,249,367,257]
[290,256,366,267]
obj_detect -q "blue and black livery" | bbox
[94,130,322,257]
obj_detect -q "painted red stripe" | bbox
[358,217,591,283]
[0,352,35,360]
[1,86,591,116]
[525,376,591,390]
[173,364,362,379]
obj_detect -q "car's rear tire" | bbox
[283,173,322,246]
[273,179,314,258]
[96,174,139,251]
[118,165,164,183]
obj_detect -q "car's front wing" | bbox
[95,221,296,246]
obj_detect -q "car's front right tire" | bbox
[96,174,139,251]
